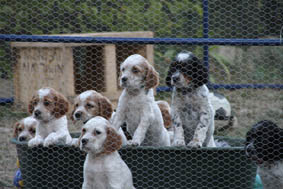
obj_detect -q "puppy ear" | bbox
[53,93,69,118]
[103,127,122,154]
[78,129,85,147]
[28,96,36,114]
[145,64,159,90]
[157,102,172,129]
[70,106,75,121]
[98,96,113,120]
[13,122,20,138]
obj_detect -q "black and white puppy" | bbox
[245,120,283,189]
[166,51,215,147]
[208,91,237,132]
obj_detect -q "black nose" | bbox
[19,136,27,142]
[34,110,41,117]
[81,138,89,146]
[172,75,180,83]
[75,111,82,119]
[121,77,128,83]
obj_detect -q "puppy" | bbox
[208,91,237,132]
[13,116,38,142]
[245,120,283,189]
[28,87,72,147]
[79,116,135,189]
[71,90,127,145]
[112,54,170,146]
[72,90,113,124]
[166,51,215,147]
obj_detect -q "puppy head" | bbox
[28,87,69,122]
[166,51,208,89]
[156,100,172,129]
[71,90,113,123]
[120,54,159,91]
[13,116,37,142]
[79,116,122,155]
[245,120,283,164]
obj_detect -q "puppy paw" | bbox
[187,140,202,148]
[43,133,58,147]
[172,139,185,146]
[127,140,140,146]
[28,137,44,147]
[71,138,79,147]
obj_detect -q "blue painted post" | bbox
[202,0,209,70]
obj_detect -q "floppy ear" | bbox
[78,128,87,147]
[98,96,113,120]
[53,93,69,118]
[28,96,36,114]
[103,127,122,154]
[13,122,20,138]
[145,64,159,90]
[70,105,76,121]
[158,103,172,129]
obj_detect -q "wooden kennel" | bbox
[11,31,154,108]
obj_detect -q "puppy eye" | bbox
[29,128,36,134]
[44,101,50,106]
[132,67,139,74]
[75,104,78,108]
[82,128,86,133]
[18,128,22,132]
[86,103,94,108]
[33,101,38,106]
[94,130,101,135]
[121,68,125,72]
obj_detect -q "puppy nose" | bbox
[19,136,27,142]
[75,111,82,119]
[172,75,180,83]
[81,138,89,146]
[34,110,41,117]
[121,77,128,83]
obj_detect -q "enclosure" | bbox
[0,0,283,188]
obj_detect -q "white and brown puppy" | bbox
[13,116,38,142]
[72,90,113,124]
[112,54,170,146]
[166,51,215,147]
[71,90,127,145]
[245,120,283,189]
[79,116,135,189]
[28,87,72,147]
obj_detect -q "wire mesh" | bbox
[0,0,282,189]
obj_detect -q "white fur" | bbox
[176,52,192,62]
[208,92,231,117]
[28,88,72,147]
[79,90,94,102]
[171,85,216,147]
[258,161,283,189]
[38,88,51,99]
[80,117,135,189]
[16,116,38,141]
[113,55,170,146]
[72,90,127,145]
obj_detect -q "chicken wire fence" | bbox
[0,0,283,189]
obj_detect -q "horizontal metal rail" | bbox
[0,34,282,91]
[0,34,283,46]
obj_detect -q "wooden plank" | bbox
[13,47,75,107]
